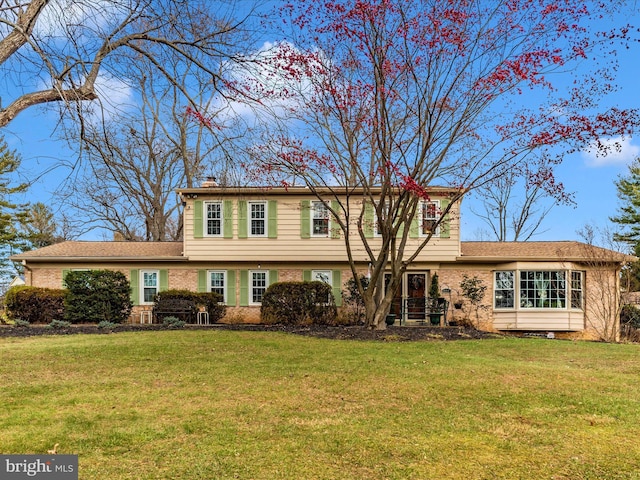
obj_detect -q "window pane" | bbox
[520,271,566,308]
[312,202,329,235]
[206,203,222,236]
[142,272,158,303]
[494,271,514,308]
[422,202,437,234]
[210,271,225,297]
[252,272,267,303]
[250,203,265,236]
[571,271,583,309]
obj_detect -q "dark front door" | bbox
[406,273,426,320]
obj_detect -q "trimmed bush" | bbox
[5,286,66,324]
[64,270,133,324]
[261,281,338,325]
[153,290,225,324]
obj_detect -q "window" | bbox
[520,271,566,309]
[421,201,440,236]
[251,271,268,304]
[205,202,223,236]
[571,271,584,309]
[312,270,332,285]
[249,202,266,237]
[311,201,329,236]
[493,270,584,310]
[141,270,159,304]
[311,270,332,304]
[494,271,515,308]
[374,201,389,237]
[208,270,226,303]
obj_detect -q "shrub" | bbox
[5,286,66,324]
[64,270,133,324]
[47,319,72,329]
[341,275,369,325]
[162,315,185,328]
[261,281,338,325]
[13,319,30,328]
[153,290,225,324]
[97,320,118,330]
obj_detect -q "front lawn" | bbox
[2,330,640,479]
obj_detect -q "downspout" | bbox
[21,260,32,286]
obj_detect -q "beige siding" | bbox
[493,311,585,331]
[182,194,461,262]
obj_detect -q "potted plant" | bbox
[428,273,443,325]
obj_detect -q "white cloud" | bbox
[582,136,640,167]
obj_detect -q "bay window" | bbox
[494,270,584,310]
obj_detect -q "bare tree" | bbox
[239,1,640,329]
[0,0,260,128]
[577,224,634,342]
[471,163,575,241]
[58,59,247,241]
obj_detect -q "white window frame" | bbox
[420,200,440,237]
[250,270,268,305]
[492,269,584,311]
[494,271,515,309]
[208,270,227,304]
[204,201,223,237]
[141,270,159,305]
[374,201,389,237]
[311,201,330,237]
[249,201,267,237]
[311,270,332,285]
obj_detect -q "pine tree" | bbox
[611,157,640,255]
[0,136,28,277]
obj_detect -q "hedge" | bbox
[5,286,66,324]
[261,281,338,325]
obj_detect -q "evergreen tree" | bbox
[611,157,640,254]
[611,157,640,291]
[0,136,28,277]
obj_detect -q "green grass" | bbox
[2,330,640,479]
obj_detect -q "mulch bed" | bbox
[0,323,503,341]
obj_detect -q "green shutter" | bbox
[303,270,311,282]
[301,200,310,239]
[62,269,70,288]
[224,200,233,239]
[363,201,374,238]
[194,200,203,238]
[268,200,277,239]
[240,270,249,306]
[198,270,207,292]
[269,270,279,286]
[332,270,343,306]
[410,204,420,239]
[159,270,168,292]
[440,199,451,238]
[331,200,341,239]
[238,201,247,238]
[227,270,236,306]
[130,269,139,305]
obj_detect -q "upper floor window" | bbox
[205,202,223,237]
[312,201,329,236]
[249,202,266,237]
[421,200,440,236]
[141,270,159,304]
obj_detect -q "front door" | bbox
[385,272,428,324]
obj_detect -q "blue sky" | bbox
[2,3,640,247]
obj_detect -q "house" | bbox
[10,186,634,340]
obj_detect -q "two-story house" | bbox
[11,185,633,339]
